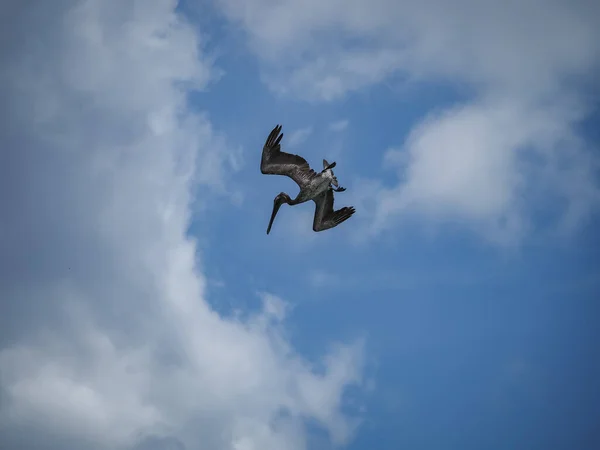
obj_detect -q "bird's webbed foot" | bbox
[333,186,346,192]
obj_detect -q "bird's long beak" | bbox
[266,198,284,234]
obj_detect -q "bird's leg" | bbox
[330,177,346,192]
[328,184,346,192]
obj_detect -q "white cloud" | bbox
[329,120,349,132]
[369,96,599,244]
[0,2,365,450]
[286,126,313,148]
[217,0,600,101]
[216,0,600,243]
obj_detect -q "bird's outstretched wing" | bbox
[312,188,356,232]
[260,124,317,190]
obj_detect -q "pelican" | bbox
[261,124,356,234]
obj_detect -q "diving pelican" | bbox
[261,124,356,234]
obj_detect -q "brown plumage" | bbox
[260,124,356,234]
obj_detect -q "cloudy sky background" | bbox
[1,0,599,449]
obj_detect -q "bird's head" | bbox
[274,192,292,205]
[266,192,292,234]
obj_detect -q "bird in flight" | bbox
[260,124,356,234]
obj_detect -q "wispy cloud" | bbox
[217,0,600,245]
[287,126,313,148]
[0,2,365,449]
[329,119,349,132]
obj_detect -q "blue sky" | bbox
[1,1,599,449]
